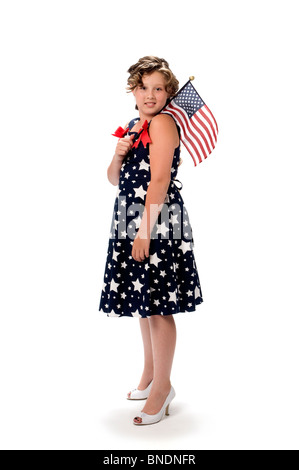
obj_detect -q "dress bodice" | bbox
[119,116,182,190]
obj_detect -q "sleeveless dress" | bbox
[98,116,204,318]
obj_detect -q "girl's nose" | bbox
[146,89,155,99]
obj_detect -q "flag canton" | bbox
[173,82,205,119]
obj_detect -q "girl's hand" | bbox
[132,233,150,262]
[115,134,134,159]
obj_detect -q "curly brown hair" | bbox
[126,56,179,98]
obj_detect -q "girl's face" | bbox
[133,71,170,120]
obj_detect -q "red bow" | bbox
[132,120,152,149]
[112,126,130,138]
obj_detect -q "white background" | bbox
[0,0,298,450]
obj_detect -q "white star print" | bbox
[132,277,144,293]
[179,240,191,254]
[150,252,163,267]
[194,286,201,299]
[108,310,121,317]
[139,159,150,171]
[133,185,147,200]
[156,221,170,237]
[168,290,177,303]
[112,249,120,261]
[132,309,142,317]
[170,213,179,225]
[110,278,120,292]
[133,215,142,228]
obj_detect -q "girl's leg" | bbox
[127,318,154,398]
[134,314,176,421]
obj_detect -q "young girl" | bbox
[99,56,204,425]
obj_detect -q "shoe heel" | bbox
[165,404,170,416]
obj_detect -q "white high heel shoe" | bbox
[133,386,176,425]
[127,380,153,400]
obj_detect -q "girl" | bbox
[99,56,204,425]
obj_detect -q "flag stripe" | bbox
[198,108,217,143]
[205,104,218,133]
[169,103,209,161]
[163,106,204,164]
[162,109,200,165]
[162,110,199,165]
[190,111,213,153]
[193,109,216,149]
[200,106,218,140]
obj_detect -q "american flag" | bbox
[160,80,218,166]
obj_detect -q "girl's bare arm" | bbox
[107,123,134,186]
[137,114,179,238]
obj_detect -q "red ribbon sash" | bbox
[112,120,152,148]
[112,126,130,138]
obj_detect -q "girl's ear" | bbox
[132,88,139,110]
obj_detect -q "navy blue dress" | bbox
[99,116,203,318]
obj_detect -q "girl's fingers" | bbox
[116,141,133,155]
[135,249,142,262]
[132,248,145,262]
